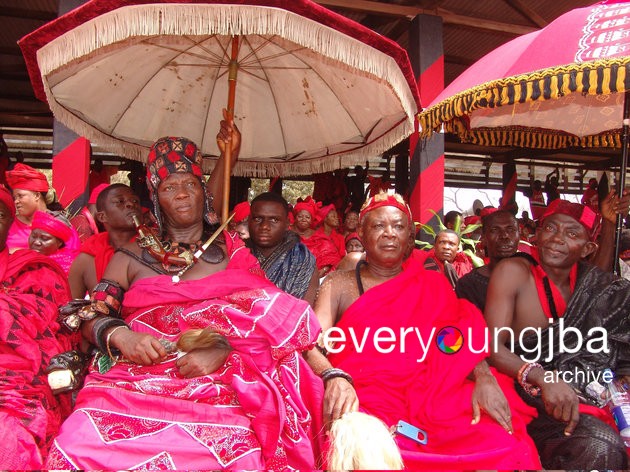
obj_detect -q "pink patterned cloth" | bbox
[46,249,325,469]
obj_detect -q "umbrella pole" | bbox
[614,90,630,276]
[222,36,239,223]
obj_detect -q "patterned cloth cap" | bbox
[540,199,599,240]
[146,136,216,231]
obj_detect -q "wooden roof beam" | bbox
[0,7,56,22]
[315,0,538,35]
[504,0,548,28]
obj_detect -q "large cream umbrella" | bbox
[19,0,420,219]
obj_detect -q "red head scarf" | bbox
[479,207,498,218]
[6,163,49,192]
[293,196,319,218]
[31,210,73,243]
[359,192,412,224]
[319,203,337,220]
[232,201,250,224]
[345,232,361,245]
[0,185,15,218]
[540,199,599,240]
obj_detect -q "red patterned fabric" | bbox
[70,207,99,243]
[0,248,72,469]
[327,256,540,469]
[146,136,204,193]
[47,243,324,470]
[146,137,218,230]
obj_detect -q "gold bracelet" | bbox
[105,325,129,359]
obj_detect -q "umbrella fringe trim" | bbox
[36,3,417,125]
[418,58,630,144]
[44,81,414,178]
[445,121,623,150]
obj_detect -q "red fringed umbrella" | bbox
[19,0,419,181]
[418,0,630,271]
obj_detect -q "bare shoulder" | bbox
[322,269,356,291]
[70,252,94,270]
[336,252,365,271]
[492,255,531,281]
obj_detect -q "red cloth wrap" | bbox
[6,163,49,192]
[232,201,250,224]
[0,248,72,468]
[80,231,115,281]
[46,237,324,470]
[31,211,73,243]
[327,257,540,469]
[301,227,345,270]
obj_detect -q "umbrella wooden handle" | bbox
[222,36,240,223]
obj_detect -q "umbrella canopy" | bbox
[418,1,630,150]
[19,0,419,178]
[418,0,630,274]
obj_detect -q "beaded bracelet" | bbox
[321,367,354,386]
[518,362,543,397]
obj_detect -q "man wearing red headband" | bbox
[485,198,630,469]
[305,191,541,469]
[0,185,72,469]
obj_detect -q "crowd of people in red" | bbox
[1,122,630,469]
